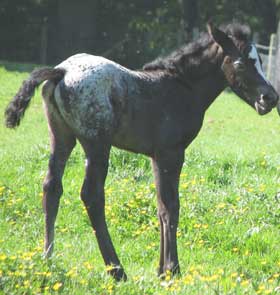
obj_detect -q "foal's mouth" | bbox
[254,95,274,115]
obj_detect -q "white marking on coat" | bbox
[53,53,141,138]
[248,45,269,83]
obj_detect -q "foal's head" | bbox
[208,23,279,115]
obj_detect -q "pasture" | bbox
[0,63,280,294]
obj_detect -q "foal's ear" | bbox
[207,22,238,55]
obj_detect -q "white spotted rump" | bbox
[53,53,140,138]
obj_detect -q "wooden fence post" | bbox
[267,33,276,82]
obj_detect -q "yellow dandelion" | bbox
[66,267,77,278]
[176,231,182,237]
[259,184,266,192]
[53,282,63,291]
[132,275,140,282]
[191,179,196,185]
[261,160,266,166]
[0,254,7,261]
[165,270,172,281]
[181,183,188,189]
[193,223,201,229]
[84,261,93,270]
[209,274,219,281]
[241,280,250,286]
[216,203,226,209]
[258,284,265,291]
[106,264,116,272]
[24,280,30,288]
[183,274,194,285]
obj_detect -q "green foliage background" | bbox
[1,0,280,66]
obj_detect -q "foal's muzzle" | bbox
[255,85,279,115]
[263,90,279,107]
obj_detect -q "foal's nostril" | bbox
[262,92,279,106]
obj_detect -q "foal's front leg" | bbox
[80,141,126,281]
[152,148,184,276]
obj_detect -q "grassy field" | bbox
[0,62,280,295]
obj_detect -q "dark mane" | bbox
[143,23,251,81]
[222,23,251,52]
[143,33,214,79]
[223,23,251,44]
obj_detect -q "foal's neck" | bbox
[183,44,227,111]
[196,66,227,111]
[139,41,227,112]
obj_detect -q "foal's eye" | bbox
[233,60,245,72]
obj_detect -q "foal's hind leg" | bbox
[42,82,76,257]
[79,140,126,281]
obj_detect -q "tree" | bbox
[178,0,199,42]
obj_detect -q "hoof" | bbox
[157,267,163,278]
[158,264,181,279]
[107,266,127,281]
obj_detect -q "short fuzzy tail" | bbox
[5,67,65,128]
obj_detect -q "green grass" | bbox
[0,63,280,295]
